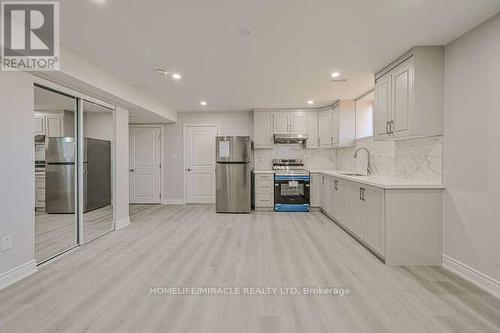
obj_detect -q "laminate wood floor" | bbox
[2,204,500,333]
[35,206,113,262]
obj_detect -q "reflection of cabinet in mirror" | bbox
[33,111,74,137]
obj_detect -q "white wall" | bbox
[443,13,500,285]
[114,108,130,226]
[165,111,253,202]
[83,112,113,141]
[0,72,36,286]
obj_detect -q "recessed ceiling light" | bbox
[331,71,341,78]
[307,100,314,105]
[200,101,207,106]
[172,73,182,80]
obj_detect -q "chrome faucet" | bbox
[353,147,372,175]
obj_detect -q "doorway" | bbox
[183,124,219,203]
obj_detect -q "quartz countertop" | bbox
[310,169,445,189]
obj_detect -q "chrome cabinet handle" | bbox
[334,180,338,190]
[390,121,395,134]
[360,187,366,201]
[386,122,390,134]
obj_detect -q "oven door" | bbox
[274,175,310,205]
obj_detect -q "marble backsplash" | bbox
[253,135,443,183]
[337,136,443,182]
[254,145,337,170]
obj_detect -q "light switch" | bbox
[1,235,13,251]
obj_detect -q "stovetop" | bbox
[272,159,309,176]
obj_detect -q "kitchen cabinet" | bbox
[253,112,274,149]
[319,173,442,265]
[317,101,355,148]
[273,111,307,134]
[305,111,318,149]
[254,173,274,209]
[34,112,65,137]
[374,46,444,140]
[35,172,46,210]
[309,173,322,207]
[34,116,45,136]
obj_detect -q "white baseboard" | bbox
[115,216,131,230]
[0,260,37,290]
[164,198,185,205]
[443,255,500,299]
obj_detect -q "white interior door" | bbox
[129,126,161,204]
[184,125,218,203]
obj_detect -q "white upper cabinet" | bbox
[374,46,444,140]
[253,112,274,149]
[34,112,65,137]
[33,115,45,136]
[318,110,333,148]
[317,101,355,148]
[305,111,318,149]
[273,113,289,133]
[273,111,307,134]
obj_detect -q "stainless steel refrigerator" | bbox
[216,136,251,213]
[46,137,111,214]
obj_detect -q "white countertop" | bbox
[255,169,444,189]
[310,169,445,189]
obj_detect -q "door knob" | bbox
[130,169,134,172]
[186,168,192,172]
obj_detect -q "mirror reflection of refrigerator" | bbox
[216,136,251,213]
[45,137,111,214]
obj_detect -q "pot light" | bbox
[331,71,341,78]
[172,73,182,80]
[200,101,207,106]
[307,100,314,105]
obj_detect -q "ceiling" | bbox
[59,0,500,113]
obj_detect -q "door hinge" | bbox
[159,193,162,198]
[159,163,161,168]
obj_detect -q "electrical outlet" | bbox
[1,235,13,251]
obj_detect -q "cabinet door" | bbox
[273,113,289,133]
[332,178,346,223]
[331,106,339,146]
[33,116,45,136]
[309,174,321,207]
[318,111,332,148]
[344,182,362,235]
[391,58,413,135]
[46,115,63,137]
[254,113,274,148]
[305,112,318,149]
[321,175,329,211]
[289,111,307,134]
[374,73,391,138]
[361,187,385,256]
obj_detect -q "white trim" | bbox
[115,216,131,230]
[443,255,500,299]
[34,76,116,110]
[129,124,164,204]
[182,123,221,204]
[165,198,185,205]
[0,260,37,290]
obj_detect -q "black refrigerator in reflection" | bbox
[215,136,251,213]
[46,137,111,213]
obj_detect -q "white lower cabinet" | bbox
[309,173,322,207]
[254,173,274,209]
[319,175,442,265]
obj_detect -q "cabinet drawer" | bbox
[255,179,274,193]
[255,173,274,181]
[255,193,274,207]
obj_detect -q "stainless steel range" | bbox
[272,159,310,212]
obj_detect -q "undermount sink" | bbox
[338,172,367,177]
